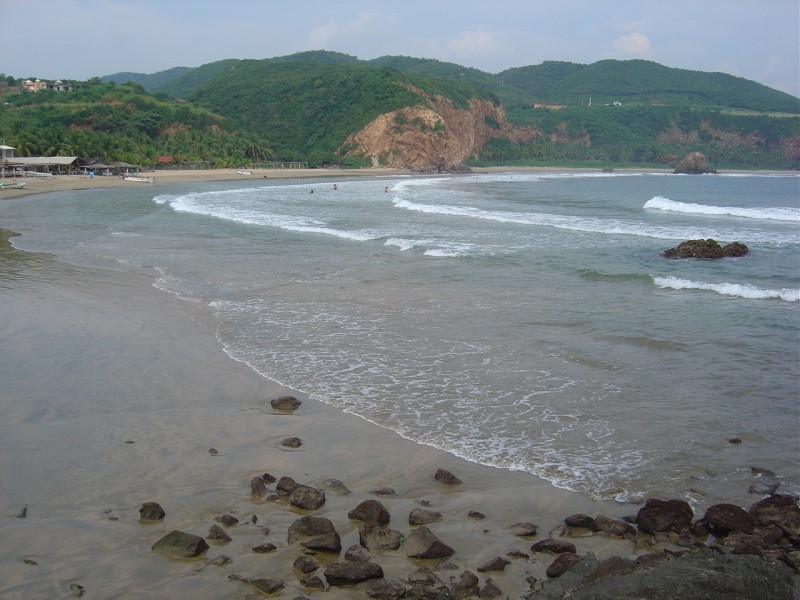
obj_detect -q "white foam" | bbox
[644,196,800,222]
[653,276,800,302]
[159,191,384,242]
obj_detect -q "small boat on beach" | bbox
[123,175,155,183]
[235,169,252,175]
[0,181,27,189]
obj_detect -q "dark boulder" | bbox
[531,538,577,554]
[404,525,455,559]
[704,503,756,536]
[288,515,342,553]
[281,436,303,448]
[664,238,749,259]
[207,524,232,543]
[293,555,320,574]
[510,522,539,537]
[477,556,511,572]
[348,499,391,525]
[590,516,636,538]
[749,494,800,534]
[271,395,302,411]
[324,561,384,586]
[545,552,582,578]
[288,485,326,510]
[250,476,269,499]
[359,523,404,552]
[139,502,165,522]
[434,468,462,485]
[366,579,407,600]
[564,514,594,529]
[276,476,298,495]
[674,152,717,174]
[530,548,796,600]
[151,530,209,559]
[344,544,371,562]
[409,508,442,525]
[247,578,286,595]
[636,499,694,534]
[722,242,749,257]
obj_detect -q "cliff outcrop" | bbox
[339,85,510,172]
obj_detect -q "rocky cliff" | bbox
[339,84,512,172]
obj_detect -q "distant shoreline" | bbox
[1,165,795,201]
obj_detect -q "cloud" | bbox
[446,30,507,63]
[306,12,384,49]
[612,32,652,56]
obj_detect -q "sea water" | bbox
[2,171,798,508]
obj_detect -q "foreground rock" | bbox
[529,548,796,600]
[324,561,384,585]
[287,515,341,553]
[404,525,455,559]
[674,151,717,174]
[636,498,693,534]
[663,239,749,259]
[151,530,209,559]
[270,395,301,411]
[138,501,165,522]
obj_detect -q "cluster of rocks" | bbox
[145,395,798,598]
[148,470,799,598]
[664,238,749,259]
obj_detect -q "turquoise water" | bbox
[2,171,798,507]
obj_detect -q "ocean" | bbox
[2,170,798,509]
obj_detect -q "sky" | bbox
[2,0,798,97]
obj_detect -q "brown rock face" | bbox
[340,84,508,171]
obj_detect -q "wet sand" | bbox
[0,220,637,598]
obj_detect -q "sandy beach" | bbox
[1,169,796,599]
[0,167,414,201]
[0,219,640,599]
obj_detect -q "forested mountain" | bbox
[3,52,798,170]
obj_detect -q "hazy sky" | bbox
[2,0,798,96]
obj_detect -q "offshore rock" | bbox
[663,238,749,259]
[674,152,717,174]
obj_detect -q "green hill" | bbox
[4,52,798,170]
[497,59,799,113]
[0,79,273,166]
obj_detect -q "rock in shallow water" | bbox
[151,530,209,559]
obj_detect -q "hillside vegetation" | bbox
[0,79,273,166]
[3,52,799,170]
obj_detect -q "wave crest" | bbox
[652,276,799,302]
[644,196,800,222]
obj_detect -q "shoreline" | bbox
[1,177,797,598]
[0,234,633,598]
[2,165,795,201]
